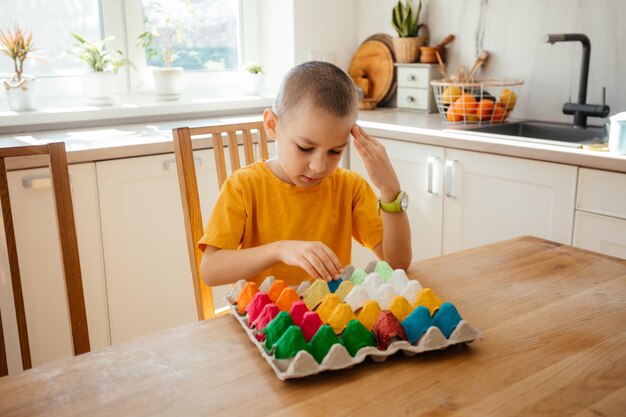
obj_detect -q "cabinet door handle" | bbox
[22,174,72,189]
[445,159,456,198]
[407,74,417,82]
[427,156,437,194]
[405,96,415,103]
[163,157,202,171]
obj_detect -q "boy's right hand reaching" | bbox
[201,240,344,287]
[275,240,343,282]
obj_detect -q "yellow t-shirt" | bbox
[198,160,383,286]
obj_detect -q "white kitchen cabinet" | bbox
[350,140,578,264]
[442,149,577,253]
[573,168,626,259]
[575,168,626,219]
[573,212,626,259]
[96,149,227,344]
[96,140,277,344]
[0,163,108,375]
[350,139,445,266]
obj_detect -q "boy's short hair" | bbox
[273,61,358,123]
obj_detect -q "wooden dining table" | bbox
[0,236,625,416]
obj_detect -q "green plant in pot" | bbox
[1,26,38,111]
[241,63,264,96]
[138,1,197,99]
[67,33,133,105]
[243,64,264,75]
[391,0,427,63]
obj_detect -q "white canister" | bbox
[81,71,114,106]
[608,112,626,154]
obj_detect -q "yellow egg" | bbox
[500,88,517,111]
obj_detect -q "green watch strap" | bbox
[378,191,408,215]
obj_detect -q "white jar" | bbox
[608,112,626,155]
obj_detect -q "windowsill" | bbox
[0,91,274,135]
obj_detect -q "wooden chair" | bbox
[172,121,270,320]
[0,143,89,376]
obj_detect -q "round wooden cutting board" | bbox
[349,39,394,106]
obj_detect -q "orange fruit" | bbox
[491,104,507,123]
[477,99,495,120]
[453,94,478,117]
[446,105,463,122]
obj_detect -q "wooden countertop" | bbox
[1,236,624,416]
[0,109,625,173]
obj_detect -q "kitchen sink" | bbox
[455,121,607,147]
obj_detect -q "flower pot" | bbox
[153,67,183,100]
[242,72,261,96]
[4,76,37,111]
[392,36,426,63]
[81,71,114,106]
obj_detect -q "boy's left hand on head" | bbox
[351,124,401,200]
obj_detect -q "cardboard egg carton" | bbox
[226,264,483,380]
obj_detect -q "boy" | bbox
[198,61,411,287]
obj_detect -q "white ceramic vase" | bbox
[153,67,183,100]
[81,71,114,106]
[4,76,37,111]
[242,72,261,96]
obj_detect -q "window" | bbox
[0,0,244,97]
[0,0,102,77]
[140,0,241,72]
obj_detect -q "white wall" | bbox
[257,0,359,96]
[293,0,359,70]
[355,0,625,124]
[257,0,296,95]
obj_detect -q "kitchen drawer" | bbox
[577,168,626,219]
[396,88,430,110]
[397,66,431,88]
[573,211,626,260]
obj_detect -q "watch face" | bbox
[400,192,409,210]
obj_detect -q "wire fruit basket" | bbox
[431,79,524,125]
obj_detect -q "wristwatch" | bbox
[378,191,409,215]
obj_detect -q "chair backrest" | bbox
[172,121,270,320]
[0,143,89,376]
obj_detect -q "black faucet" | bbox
[544,33,610,128]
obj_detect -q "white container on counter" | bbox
[608,112,626,154]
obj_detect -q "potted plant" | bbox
[67,33,133,105]
[138,2,196,99]
[0,26,38,111]
[242,63,264,96]
[391,0,426,63]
